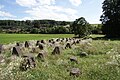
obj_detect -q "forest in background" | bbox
[0,20,102,34]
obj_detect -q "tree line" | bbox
[0,19,101,35]
[0,20,72,34]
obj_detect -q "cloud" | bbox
[16,0,37,7]
[19,17,33,20]
[16,0,55,7]
[69,0,82,6]
[16,0,78,21]
[25,5,78,21]
[0,4,16,18]
[37,0,55,5]
[0,11,16,18]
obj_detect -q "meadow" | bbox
[0,34,120,80]
[0,34,74,44]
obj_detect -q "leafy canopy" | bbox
[100,0,120,37]
[71,17,92,38]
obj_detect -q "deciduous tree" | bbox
[100,0,120,37]
[71,17,91,38]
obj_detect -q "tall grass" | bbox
[0,34,120,80]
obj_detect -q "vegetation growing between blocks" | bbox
[0,34,120,80]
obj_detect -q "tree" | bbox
[30,28,39,34]
[92,24,102,34]
[71,17,92,38]
[100,0,120,37]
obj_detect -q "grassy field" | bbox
[0,34,120,80]
[0,34,74,44]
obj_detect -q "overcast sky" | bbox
[0,0,104,24]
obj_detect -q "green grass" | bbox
[0,34,74,44]
[0,34,120,80]
[90,34,105,38]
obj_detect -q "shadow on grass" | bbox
[92,36,120,41]
[72,34,120,41]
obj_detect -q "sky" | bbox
[0,0,104,24]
